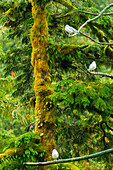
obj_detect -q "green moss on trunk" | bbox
[31,0,56,161]
[45,163,80,170]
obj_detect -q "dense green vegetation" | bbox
[0,0,113,169]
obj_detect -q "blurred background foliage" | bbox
[0,0,113,169]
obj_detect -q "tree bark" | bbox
[31,0,56,161]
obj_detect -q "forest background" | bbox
[0,0,113,169]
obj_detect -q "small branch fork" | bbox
[64,3,113,45]
[24,148,113,166]
[78,3,113,33]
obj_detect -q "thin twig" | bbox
[24,148,113,166]
[104,122,113,131]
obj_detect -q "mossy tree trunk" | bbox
[31,0,56,161]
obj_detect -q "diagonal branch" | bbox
[78,3,113,33]
[54,10,113,19]
[64,30,113,45]
[24,148,113,166]
[79,32,113,45]
[65,3,113,37]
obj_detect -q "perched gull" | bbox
[65,25,78,35]
[88,61,96,71]
[52,149,59,159]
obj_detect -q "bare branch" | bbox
[79,32,113,45]
[55,11,113,19]
[24,148,113,166]
[81,3,113,34]
[64,30,113,45]
[65,3,113,41]
[84,64,113,78]
[88,71,113,79]
[76,11,113,16]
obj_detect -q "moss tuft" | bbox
[45,163,80,170]
[104,45,113,58]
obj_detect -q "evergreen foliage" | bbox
[0,0,113,169]
[1,132,45,169]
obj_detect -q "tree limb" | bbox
[79,32,113,45]
[0,147,24,159]
[24,148,113,166]
[54,10,113,19]
[88,71,113,79]
[65,3,113,37]
[84,64,113,79]
[47,42,88,55]
[64,30,113,45]
[75,11,113,16]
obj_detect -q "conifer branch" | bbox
[24,148,113,166]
